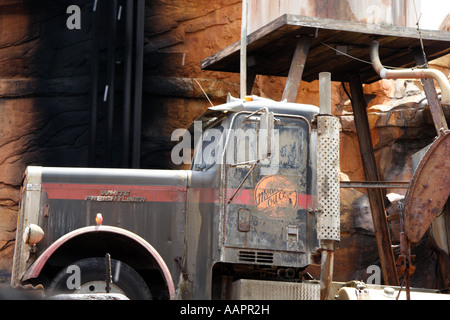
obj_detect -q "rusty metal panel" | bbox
[404,130,450,244]
[22,167,190,288]
[221,113,317,268]
[248,0,421,34]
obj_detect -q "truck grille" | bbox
[239,251,273,264]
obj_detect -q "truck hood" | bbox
[38,166,190,187]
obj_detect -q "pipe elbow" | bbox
[370,41,450,105]
[424,69,450,106]
[370,41,385,76]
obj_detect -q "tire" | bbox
[48,257,152,300]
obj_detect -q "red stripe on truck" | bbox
[41,183,316,208]
[42,183,187,202]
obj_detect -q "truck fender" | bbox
[22,225,176,299]
[404,130,450,244]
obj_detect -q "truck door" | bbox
[221,112,317,267]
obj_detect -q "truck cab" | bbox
[184,96,321,299]
[11,96,324,300]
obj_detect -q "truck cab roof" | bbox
[189,95,319,133]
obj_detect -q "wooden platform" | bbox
[201,14,450,84]
[202,14,450,287]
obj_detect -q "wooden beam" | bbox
[413,47,448,134]
[201,15,450,84]
[348,74,399,286]
[281,35,311,102]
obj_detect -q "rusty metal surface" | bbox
[404,130,450,244]
[248,0,421,34]
[319,247,334,300]
[14,100,323,299]
[221,112,317,264]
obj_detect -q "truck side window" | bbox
[192,121,225,171]
[231,117,307,170]
[233,121,258,165]
[275,124,305,169]
[254,120,307,171]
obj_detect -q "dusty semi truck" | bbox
[10,91,342,300]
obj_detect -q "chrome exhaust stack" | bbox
[317,72,340,300]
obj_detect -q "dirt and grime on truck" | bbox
[11,96,338,300]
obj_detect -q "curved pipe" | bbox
[22,225,176,299]
[370,41,450,105]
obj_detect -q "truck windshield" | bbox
[233,117,307,170]
[192,113,309,172]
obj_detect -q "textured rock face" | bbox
[0,1,93,277]
[0,0,448,289]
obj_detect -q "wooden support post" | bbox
[413,48,448,134]
[281,35,311,103]
[348,74,399,286]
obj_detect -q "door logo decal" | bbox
[254,175,297,218]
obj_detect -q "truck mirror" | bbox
[259,111,274,159]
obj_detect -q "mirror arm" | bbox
[227,160,259,204]
[245,107,269,119]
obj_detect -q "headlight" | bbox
[23,224,45,246]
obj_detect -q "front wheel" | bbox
[47,257,152,300]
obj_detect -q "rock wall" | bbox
[0,0,448,289]
[0,1,93,280]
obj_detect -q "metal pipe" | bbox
[370,41,450,105]
[105,0,118,167]
[89,0,101,167]
[340,181,409,189]
[132,0,145,168]
[319,72,331,114]
[240,0,248,98]
[320,240,334,300]
[317,72,339,300]
[285,268,295,279]
[122,0,134,168]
